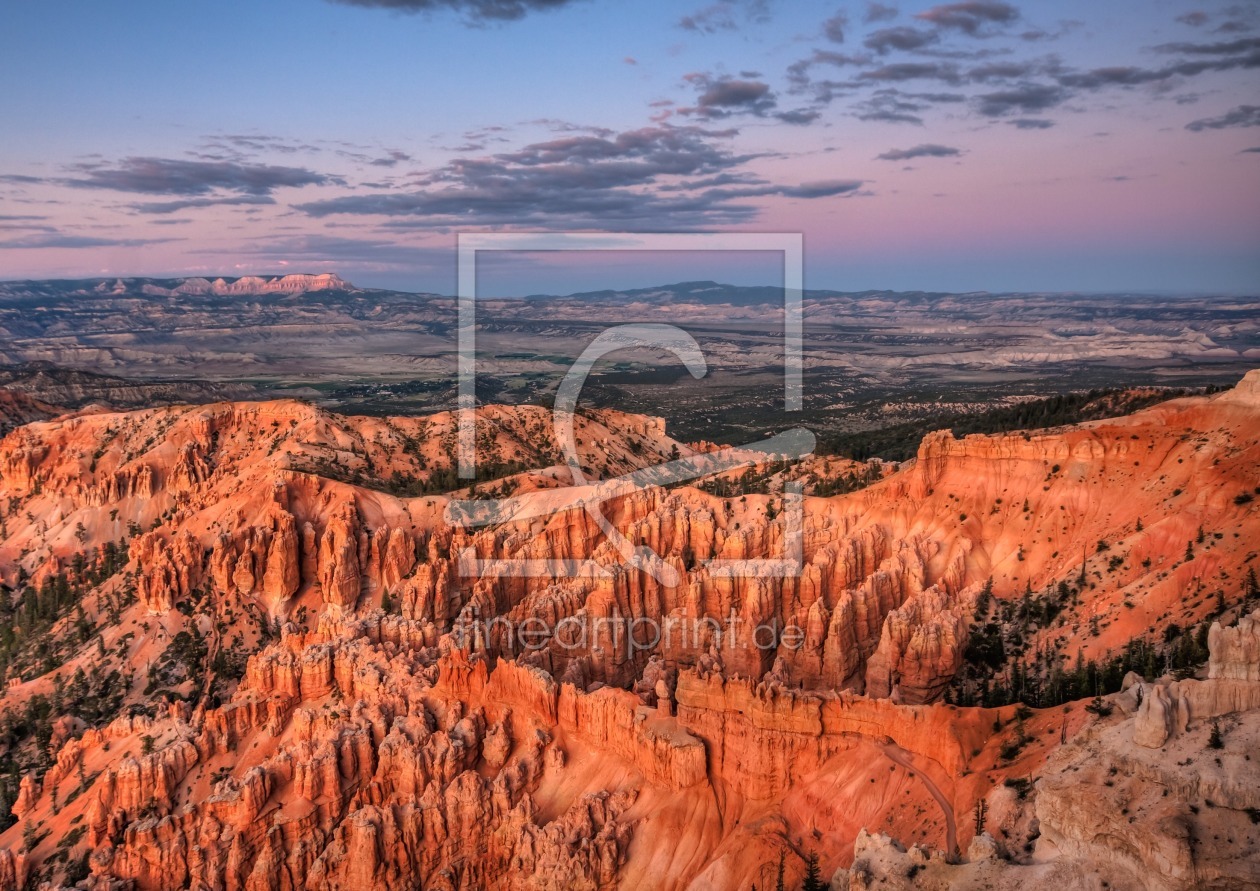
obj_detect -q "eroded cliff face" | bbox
[828,609,1260,891]
[0,372,1256,889]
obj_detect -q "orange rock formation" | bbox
[0,372,1256,889]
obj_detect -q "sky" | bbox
[0,0,1258,295]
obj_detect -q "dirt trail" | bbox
[881,740,958,856]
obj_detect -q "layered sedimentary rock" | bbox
[0,372,1256,889]
[1030,613,1260,891]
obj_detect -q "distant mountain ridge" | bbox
[126,272,352,297]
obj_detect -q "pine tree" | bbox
[1208,719,1224,749]
[973,798,988,835]
[774,852,785,891]
[802,853,824,891]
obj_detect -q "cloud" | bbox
[207,133,321,156]
[864,2,899,23]
[967,60,1045,81]
[295,124,851,228]
[713,179,865,198]
[975,83,1067,116]
[1241,146,1260,153]
[823,10,849,43]
[1176,11,1209,27]
[864,26,939,54]
[1059,41,1260,90]
[680,72,820,124]
[1153,35,1260,56]
[848,87,966,124]
[679,0,769,34]
[0,232,180,250]
[1185,104,1260,131]
[1019,20,1081,42]
[859,62,962,84]
[915,1,1019,35]
[784,179,865,197]
[336,148,413,167]
[1007,117,1055,128]
[775,108,823,124]
[682,74,778,119]
[63,157,339,196]
[876,143,961,160]
[374,150,413,166]
[128,195,279,214]
[787,49,874,88]
[326,0,584,22]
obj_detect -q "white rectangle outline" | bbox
[457,231,804,479]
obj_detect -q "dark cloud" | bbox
[787,49,874,89]
[63,157,339,196]
[915,1,1019,35]
[823,10,849,43]
[778,180,864,197]
[129,195,279,215]
[0,214,48,221]
[208,134,321,156]
[1058,38,1260,90]
[337,148,414,167]
[1057,67,1166,89]
[859,62,962,84]
[1176,11,1209,27]
[326,0,583,22]
[876,143,961,160]
[775,108,823,124]
[294,124,850,228]
[864,2,899,23]
[0,175,43,185]
[852,88,965,124]
[1241,146,1260,153]
[374,151,413,166]
[1185,104,1260,131]
[1007,117,1055,128]
[967,60,1045,81]
[683,74,778,119]
[864,26,939,54]
[1153,35,1260,55]
[975,83,1067,116]
[708,180,867,199]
